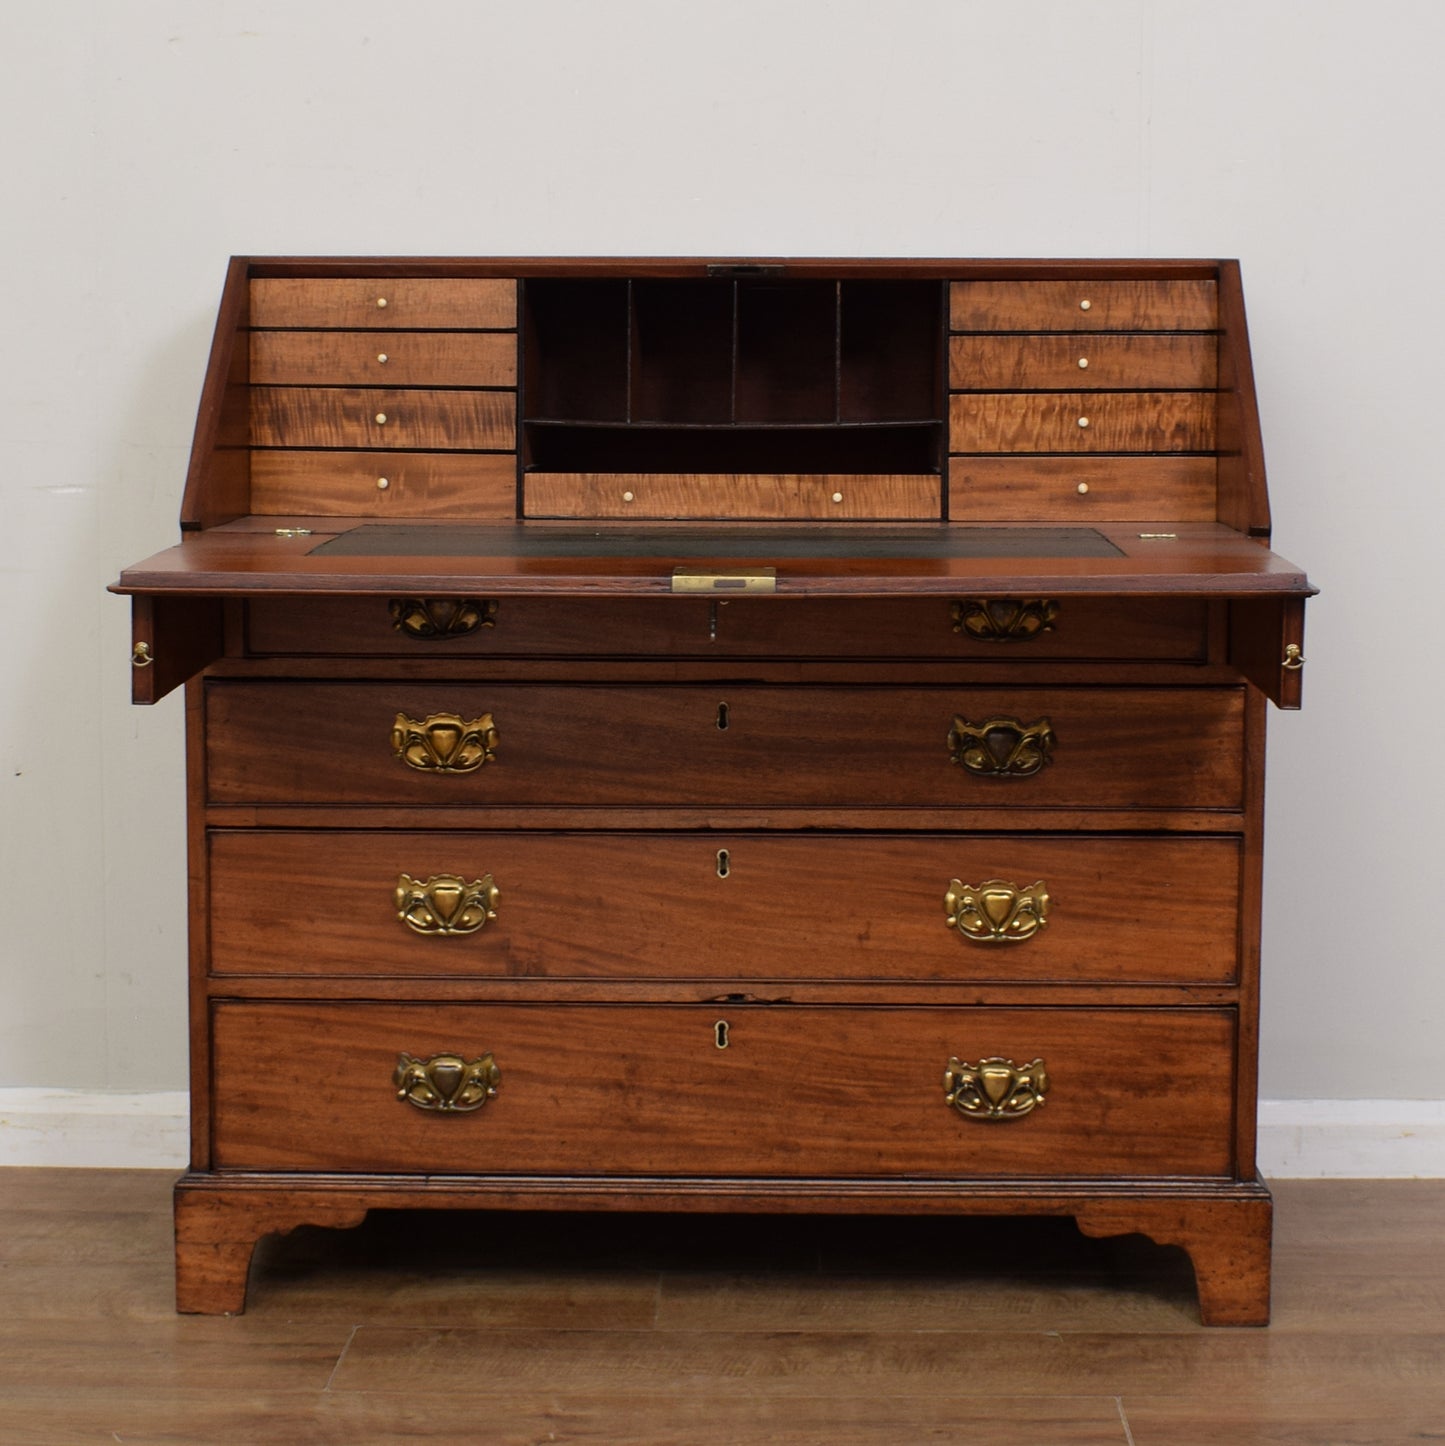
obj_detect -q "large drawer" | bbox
[208,831,1242,984]
[243,594,1211,662]
[204,683,1246,810]
[211,1001,1237,1178]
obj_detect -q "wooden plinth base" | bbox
[174,1172,1272,1325]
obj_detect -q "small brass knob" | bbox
[1079,299,1091,311]
[622,490,635,502]
[375,412,388,425]
[377,476,390,490]
[376,297,388,309]
[1077,417,1089,429]
[1077,482,1089,495]
[1078,357,1089,369]
[377,352,388,364]
[831,491,844,503]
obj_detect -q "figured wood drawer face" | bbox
[524,473,941,521]
[948,457,1217,523]
[950,334,1217,390]
[209,831,1241,984]
[250,332,518,388]
[950,393,1215,453]
[250,388,516,451]
[210,1001,1237,1178]
[949,280,1217,332]
[204,683,1245,810]
[243,595,1209,662]
[250,452,516,518]
[249,278,517,330]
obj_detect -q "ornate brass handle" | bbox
[944,1057,1049,1120]
[396,873,500,935]
[951,598,1060,643]
[392,711,498,773]
[1282,643,1305,671]
[389,597,499,640]
[131,641,154,668]
[394,1052,500,1113]
[948,716,1056,777]
[945,879,1051,943]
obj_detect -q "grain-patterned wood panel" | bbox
[208,830,1241,983]
[211,1001,1237,1177]
[950,393,1216,453]
[250,451,515,517]
[203,682,1246,810]
[525,473,941,520]
[950,334,1217,391]
[250,331,518,387]
[950,280,1217,332]
[948,456,1218,522]
[250,388,515,450]
[245,593,1210,662]
[249,278,516,329]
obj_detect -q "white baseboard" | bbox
[3,1090,1444,1176]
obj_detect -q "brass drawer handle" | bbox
[394,1052,500,1113]
[389,597,499,641]
[392,711,498,773]
[396,872,500,935]
[948,716,1056,777]
[944,1057,1049,1121]
[945,879,1050,943]
[951,598,1060,643]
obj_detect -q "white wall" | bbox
[3,0,1441,1107]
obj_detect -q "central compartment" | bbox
[522,277,945,481]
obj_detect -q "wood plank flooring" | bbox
[1,1171,1441,1444]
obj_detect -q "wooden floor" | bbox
[0,1172,1441,1444]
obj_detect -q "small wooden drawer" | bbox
[950,393,1216,454]
[250,388,516,451]
[249,278,517,330]
[208,830,1241,984]
[250,332,518,388]
[204,682,1245,810]
[524,473,941,521]
[244,594,1209,662]
[948,457,1217,523]
[250,452,516,518]
[950,280,1217,333]
[950,334,1217,391]
[210,1001,1237,1178]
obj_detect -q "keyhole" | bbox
[716,702,729,730]
[714,1020,730,1049]
[716,848,730,878]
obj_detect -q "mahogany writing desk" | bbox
[115,258,1313,1323]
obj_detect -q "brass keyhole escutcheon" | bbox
[715,1020,730,1049]
[716,849,731,878]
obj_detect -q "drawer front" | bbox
[249,277,517,330]
[209,831,1241,984]
[950,334,1217,390]
[243,595,1210,662]
[949,280,1217,332]
[950,393,1215,454]
[524,472,941,521]
[250,332,518,388]
[250,452,516,518]
[204,683,1246,810]
[250,388,516,451]
[211,1001,1237,1178]
[948,457,1217,524]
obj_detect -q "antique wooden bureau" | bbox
[115,256,1313,1323]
